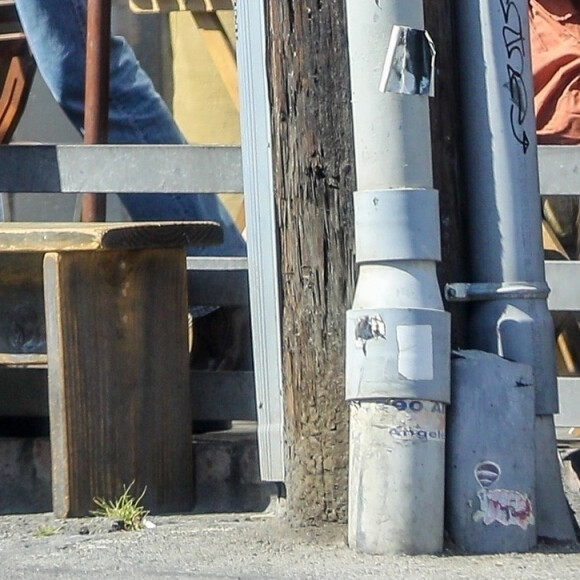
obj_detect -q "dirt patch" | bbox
[0,509,580,579]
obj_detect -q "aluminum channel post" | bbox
[345,0,450,555]
[450,0,575,541]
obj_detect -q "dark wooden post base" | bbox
[44,248,193,517]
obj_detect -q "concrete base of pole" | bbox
[348,400,445,555]
[447,351,536,554]
[535,414,577,543]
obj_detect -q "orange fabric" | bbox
[530,0,580,143]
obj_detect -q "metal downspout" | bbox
[345,1,450,554]
[449,0,576,541]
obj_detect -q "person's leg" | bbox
[14,0,246,256]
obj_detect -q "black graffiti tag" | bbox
[499,0,530,153]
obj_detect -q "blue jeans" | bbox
[14,0,246,257]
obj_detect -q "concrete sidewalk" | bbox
[0,510,579,579]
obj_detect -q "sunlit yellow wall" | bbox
[169,10,244,230]
[169,11,240,145]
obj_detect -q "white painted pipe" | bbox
[347,2,432,190]
[345,0,450,554]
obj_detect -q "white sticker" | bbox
[396,325,433,380]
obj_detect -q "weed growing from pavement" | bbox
[91,481,149,531]
[34,524,62,537]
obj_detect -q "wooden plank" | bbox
[0,353,46,365]
[542,219,570,260]
[0,221,222,252]
[44,248,193,517]
[0,253,248,363]
[556,328,580,374]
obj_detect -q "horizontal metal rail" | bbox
[0,144,243,193]
[540,145,580,432]
[0,367,256,421]
[538,145,580,196]
[545,261,580,311]
[187,256,249,307]
[555,377,580,429]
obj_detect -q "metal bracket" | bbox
[445,281,550,303]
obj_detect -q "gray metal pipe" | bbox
[452,0,575,542]
[447,350,537,554]
[348,2,431,191]
[345,0,450,554]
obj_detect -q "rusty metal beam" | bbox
[82,0,111,222]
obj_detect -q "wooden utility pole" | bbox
[265,0,465,524]
[424,0,468,349]
[266,1,356,524]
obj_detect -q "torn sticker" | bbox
[354,314,387,356]
[379,25,436,97]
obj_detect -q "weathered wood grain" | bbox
[0,221,222,252]
[44,248,193,517]
[424,0,469,348]
[266,0,356,524]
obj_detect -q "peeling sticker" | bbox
[396,325,433,381]
[472,461,535,530]
[384,398,445,443]
[379,25,436,96]
[354,314,387,356]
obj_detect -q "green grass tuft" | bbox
[34,524,62,537]
[91,481,149,531]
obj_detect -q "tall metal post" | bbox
[82,0,110,222]
[345,0,450,554]
[236,0,285,482]
[450,0,576,542]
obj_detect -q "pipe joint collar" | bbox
[345,306,450,402]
